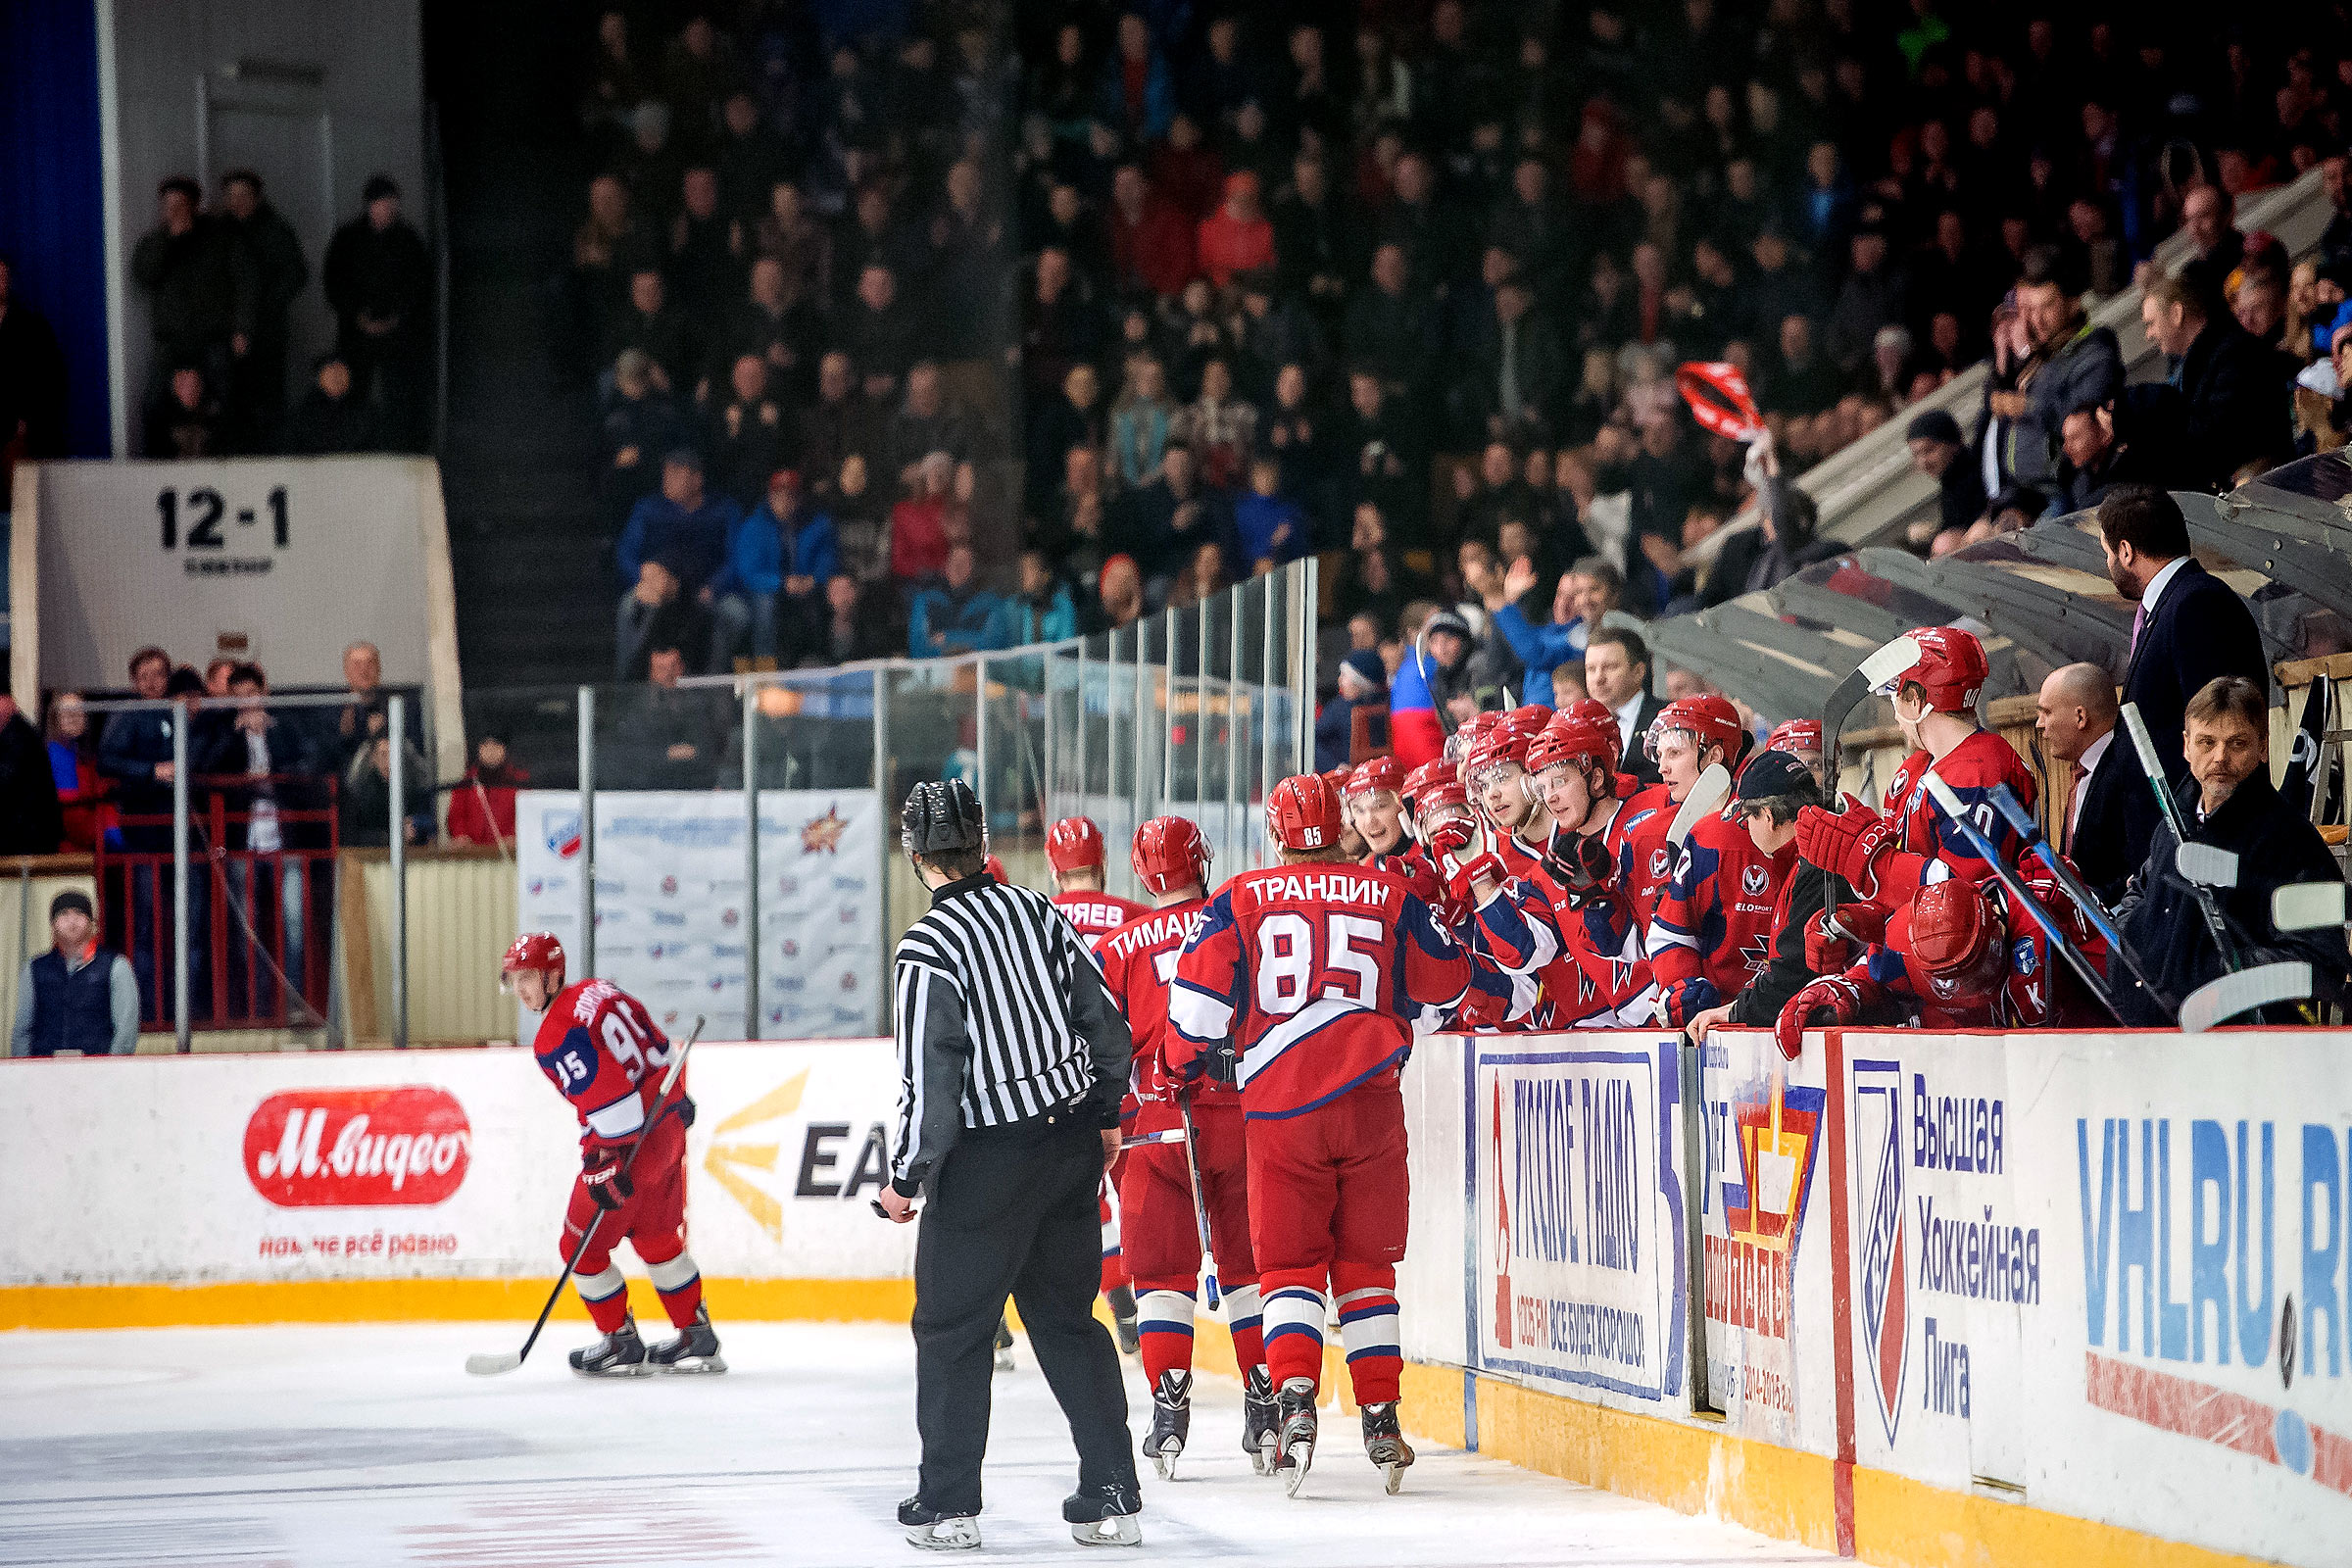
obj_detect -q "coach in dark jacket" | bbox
[2097,487,2268,874]
[2113,678,2348,1025]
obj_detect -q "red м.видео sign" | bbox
[244,1087,472,1207]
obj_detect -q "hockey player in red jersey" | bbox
[1465,726,1551,880]
[1775,873,2108,1051]
[1794,628,2038,937]
[502,933,723,1376]
[1645,696,1793,1027]
[1343,758,1413,863]
[1168,773,1474,1496]
[1765,718,1824,784]
[1045,814,1152,1354]
[1096,816,1274,1479]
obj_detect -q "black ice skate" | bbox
[1273,1376,1319,1498]
[1143,1370,1192,1480]
[1104,1284,1140,1354]
[1361,1400,1415,1494]
[1063,1480,1144,1546]
[899,1495,981,1551]
[567,1316,650,1377]
[993,1315,1016,1373]
[1242,1366,1278,1476]
[647,1304,727,1374]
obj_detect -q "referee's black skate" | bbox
[1143,1371,1191,1480]
[568,1317,650,1377]
[899,1496,980,1550]
[1241,1366,1278,1475]
[1272,1376,1318,1497]
[647,1304,727,1374]
[1063,1480,1144,1546]
[1361,1400,1414,1494]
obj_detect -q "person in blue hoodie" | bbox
[710,468,841,667]
[1232,454,1308,570]
[908,544,1010,659]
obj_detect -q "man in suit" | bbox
[2135,273,2292,492]
[2098,485,2268,875]
[1585,627,1666,787]
[2034,662,2130,903]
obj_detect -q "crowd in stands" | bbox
[127,171,432,458]
[543,0,2349,723]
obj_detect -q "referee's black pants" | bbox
[912,1108,1136,1515]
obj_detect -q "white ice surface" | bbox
[0,1322,1833,1566]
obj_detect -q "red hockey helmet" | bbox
[1400,760,1449,809]
[1908,880,2004,988]
[1767,717,1822,755]
[1500,704,1554,741]
[1345,756,1404,798]
[1046,815,1107,874]
[1562,698,1614,730]
[501,931,566,993]
[1412,767,1471,816]
[1443,709,1500,764]
[1875,626,1989,713]
[1131,815,1212,896]
[1528,714,1619,774]
[1644,694,1744,760]
[1267,772,1346,851]
[1464,726,1530,783]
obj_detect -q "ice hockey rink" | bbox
[1,1321,1833,1567]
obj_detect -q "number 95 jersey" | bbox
[533,979,679,1150]
[1168,864,1473,1119]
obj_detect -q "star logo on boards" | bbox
[801,806,850,855]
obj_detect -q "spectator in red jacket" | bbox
[1107,165,1195,299]
[890,450,961,582]
[1197,172,1275,287]
[445,733,528,848]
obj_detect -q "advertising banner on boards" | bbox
[514,789,885,1040]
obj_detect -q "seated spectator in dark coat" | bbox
[2114,677,2349,1025]
[602,268,695,392]
[810,573,897,665]
[2137,272,2293,491]
[1116,444,1227,593]
[2054,404,2155,513]
[612,645,724,788]
[11,892,138,1057]
[142,364,227,458]
[282,354,381,455]
[599,349,683,521]
[340,733,433,847]
[886,362,972,487]
[706,354,790,506]
[907,545,1009,658]
[1763,315,1843,416]
[615,561,713,680]
[0,683,63,854]
[1315,650,1388,773]
[1903,408,1985,544]
[616,449,741,607]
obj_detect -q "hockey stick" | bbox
[1983,784,2175,1013]
[1819,635,1926,943]
[2179,963,2315,1032]
[2275,883,2348,932]
[1178,1095,1221,1311]
[2119,704,2245,974]
[466,1014,707,1377]
[1920,775,2132,1022]
[1665,762,1733,851]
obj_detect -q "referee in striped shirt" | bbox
[879,779,1143,1551]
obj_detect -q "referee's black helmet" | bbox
[902,777,986,859]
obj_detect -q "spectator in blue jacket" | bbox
[710,468,840,668]
[1003,549,1078,646]
[616,449,742,608]
[908,545,1009,659]
[1233,454,1308,570]
[1485,555,1621,709]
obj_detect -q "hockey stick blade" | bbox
[2180,962,2314,1032]
[466,1351,524,1377]
[1666,763,1733,850]
[2175,843,2241,889]
[2275,883,2348,932]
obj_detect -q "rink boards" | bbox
[7,1026,2351,1567]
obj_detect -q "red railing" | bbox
[95,777,339,1032]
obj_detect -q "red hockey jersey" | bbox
[1604,783,1679,925]
[1169,862,1473,1118]
[1054,889,1153,948]
[1098,898,1239,1132]
[1850,869,2106,1028]
[1870,730,2039,907]
[1648,811,1795,1002]
[532,979,680,1150]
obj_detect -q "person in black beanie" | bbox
[1904,408,1987,545]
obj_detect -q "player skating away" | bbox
[1795,628,2038,932]
[502,933,724,1377]
[1096,816,1274,1480]
[1645,696,1793,1028]
[1775,873,2109,1051]
[1168,774,1476,1495]
[1045,814,1152,1357]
